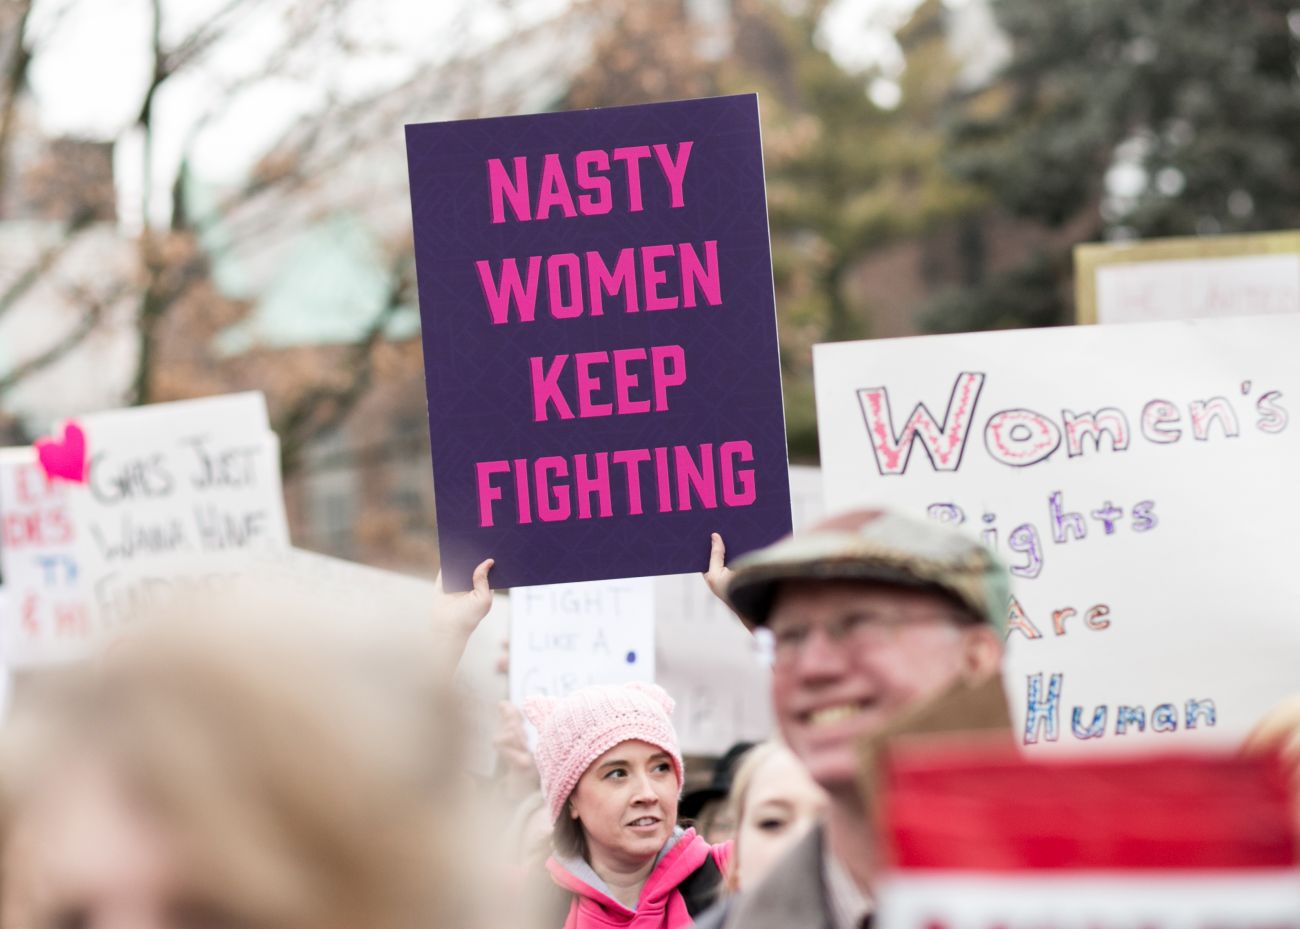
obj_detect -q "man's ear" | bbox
[962,625,1004,680]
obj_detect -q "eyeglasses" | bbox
[768,608,968,667]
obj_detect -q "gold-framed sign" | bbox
[1075,230,1300,324]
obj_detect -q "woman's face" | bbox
[730,748,828,891]
[567,740,678,870]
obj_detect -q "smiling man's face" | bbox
[768,580,998,795]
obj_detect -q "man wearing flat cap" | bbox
[695,509,1009,929]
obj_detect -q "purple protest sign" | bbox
[406,94,791,591]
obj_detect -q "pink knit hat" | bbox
[523,682,684,825]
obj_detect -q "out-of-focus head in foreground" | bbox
[0,588,475,929]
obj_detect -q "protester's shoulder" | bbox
[711,823,828,929]
[692,895,734,929]
[773,820,825,877]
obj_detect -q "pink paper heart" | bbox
[35,421,88,484]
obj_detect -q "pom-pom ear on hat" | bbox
[522,695,559,731]
[625,681,675,716]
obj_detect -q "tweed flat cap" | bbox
[725,509,1009,634]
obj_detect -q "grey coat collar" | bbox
[699,823,833,929]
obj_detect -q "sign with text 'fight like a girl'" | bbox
[406,95,791,590]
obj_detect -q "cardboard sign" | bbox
[69,394,290,635]
[509,577,656,709]
[814,316,1300,753]
[1075,231,1300,324]
[406,94,792,590]
[876,747,1300,929]
[0,448,88,665]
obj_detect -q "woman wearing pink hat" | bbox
[524,682,732,928]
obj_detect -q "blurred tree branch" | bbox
[0,0,34,205]
[275,254,413,475]
[0,281,125,393]
[0,206,94,324]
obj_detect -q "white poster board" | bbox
[1075,231,1300,324]
[879,874,1300,929]
[0,448,88,665]
[814,316,1300,753]
[651,465,822,754]
[248,547,437,623]
[510,577,656,711]
[69,393,290,635]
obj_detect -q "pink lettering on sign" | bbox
[642,244,678,311]
[536,457,570,522]
[477,256,542,325]
[856,373,985,476]
[536,153,578,220]
[486,142,694,223]
[1063,408,1130,457]
[476,243,721,325]
[612,349,651,415]
[653,142,692,208]
[1188,397,1240,441]
[13,460,58,505]
[612,448,651,515]
[472,440,759,527]
[588,249,640,315]
[2,505,73,548]
[575,352,613,418]
[529,344,688,423]
[487,156,529,224]
[720,440,756,506]
[613,146,651,213]
[575,150,612,215]
[547,253,584,319]
[476,461,511,527]
[984,409,1062,468]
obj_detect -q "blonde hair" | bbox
[0,589,475,929]
[719,741,791,891]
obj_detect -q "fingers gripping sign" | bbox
[432,557,495,662]
[703,532,734,605]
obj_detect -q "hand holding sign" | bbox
[432,557,495,662]
[703,531,734,610]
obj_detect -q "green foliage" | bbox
[922,249,1066,332]
[957,0,1300,234]
[724,0,984,457]
[928,0,1300,332]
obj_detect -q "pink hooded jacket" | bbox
[546,828,732,929]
